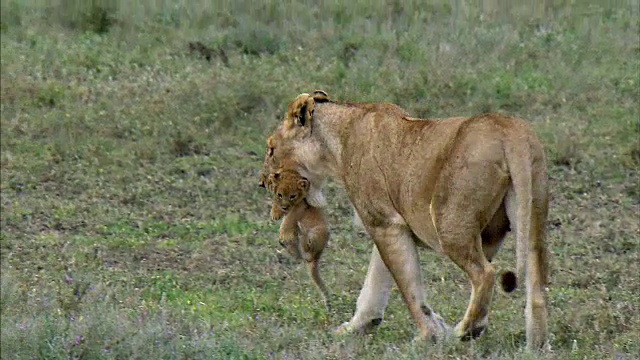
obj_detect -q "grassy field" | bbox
[1,1,638,359]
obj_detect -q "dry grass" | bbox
[1,1,638,359]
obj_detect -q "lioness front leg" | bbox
[335,246,394,335]
[370,224,449,342]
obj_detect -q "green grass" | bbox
[1,0,638,359]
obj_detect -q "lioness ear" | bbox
[298,177,310,192]
[312,90,330,103]
[285,94,315,129]
[296,97,315,127]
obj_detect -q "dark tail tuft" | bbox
[500,270,518,293]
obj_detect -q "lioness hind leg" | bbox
[441,233,496,341]
[434,164,508,341]
[481,203,510,263]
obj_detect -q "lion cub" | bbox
[269,169,331,309]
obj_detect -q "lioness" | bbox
[269,169,331,309]
[260,91,550,350]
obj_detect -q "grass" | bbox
[1,0,638,359]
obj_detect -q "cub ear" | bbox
[297,177,310,192]
[312,90,330,103]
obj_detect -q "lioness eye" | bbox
[290,195,297,200]
[278,193,282,199]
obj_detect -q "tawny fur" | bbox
[269,169,331,309]
[260,91,550,350]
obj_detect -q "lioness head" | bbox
[269,170,310,215]
[258,91,332,208]
[259,90,331,179]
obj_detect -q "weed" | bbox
[1,1,638,359]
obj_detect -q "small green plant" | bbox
[1,1,638,359]
[57,0,118,34]
[227,17,283,56]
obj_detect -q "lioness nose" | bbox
[258,179,266,188]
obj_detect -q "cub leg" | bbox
[279,213,302,260]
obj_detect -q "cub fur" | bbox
[269,169,331,309]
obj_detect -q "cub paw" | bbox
[279,238,302,260]
[271,208,284,221]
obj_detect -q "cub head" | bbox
[269,170,310,214]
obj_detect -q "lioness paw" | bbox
[333,322,354,336]
[454,317,487,342]
[333,318,382,336]
[412,320,453,345]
